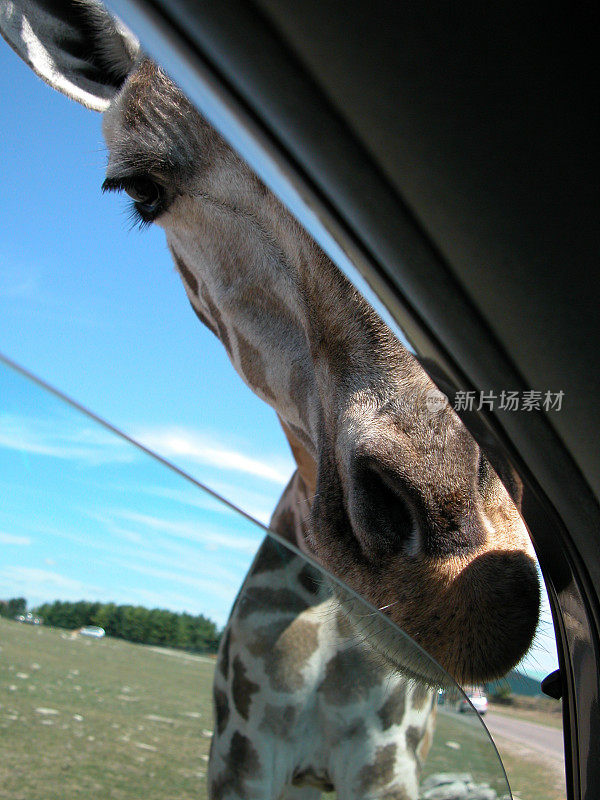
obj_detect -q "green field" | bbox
[1,618,563,800]
[0,618,214,800]
[422,710,511,796]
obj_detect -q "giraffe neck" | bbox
[211,468,436,800]
[278,417,317,500]
[272,417,317,555]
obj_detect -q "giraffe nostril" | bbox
[347,456,418,561]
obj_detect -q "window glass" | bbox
[0,358,518,799]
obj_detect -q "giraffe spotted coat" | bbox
[210,473,436,800]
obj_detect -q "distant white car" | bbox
[79,626,105,638]
[457,689,488,715]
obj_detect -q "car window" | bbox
[0,7,562,798]
[0,356,518,799]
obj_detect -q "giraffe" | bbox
[0,2,540,798]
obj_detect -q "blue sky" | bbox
[0,360,271,627]
[0,43,557,679]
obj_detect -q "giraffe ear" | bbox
[0,0,140,111]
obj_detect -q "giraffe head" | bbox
[1,0,539,684]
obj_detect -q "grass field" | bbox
[0,618,214,800]
[1,618,563,800]
[493,743,565,800]
[422,710,512,796]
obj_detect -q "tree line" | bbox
[1,597,221,653]
[0,597,26,619]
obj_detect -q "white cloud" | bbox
[114,528,144,544]
[19,513,258,582]
[0,566,100,607]
[191,480,280,525]
[136,427,294,486]
[113,510,263,555]
[0,412,294,492]
[0,532,31,546]
[135,484,276,526]
[0,413,134,465]
[106,557,241,602]
[0,566,86,590]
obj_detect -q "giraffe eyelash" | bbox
[126,201,154,231]
[102,175,167,227]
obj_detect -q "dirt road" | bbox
[484,710,564,764]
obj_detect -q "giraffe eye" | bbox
[123,177,164,217]
[102,175,167,225]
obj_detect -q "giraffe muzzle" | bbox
[309,433,540,684]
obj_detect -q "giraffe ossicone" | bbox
[1,2,540,798]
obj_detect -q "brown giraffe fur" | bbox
[0,3,540,797]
